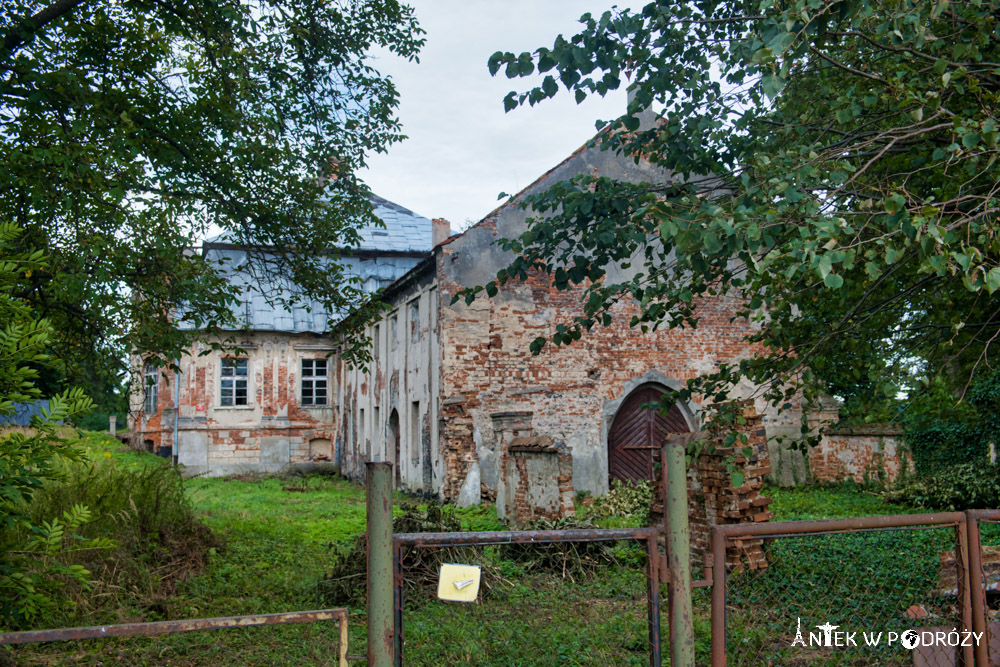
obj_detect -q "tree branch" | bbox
[3,0,89,54]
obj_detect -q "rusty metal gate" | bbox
[709,511,1000,666]
[0,609,352,665]
[391,526,662,666]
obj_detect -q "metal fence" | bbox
[709,512,986,666]
[0,609,351,666]
[391,527,661,666]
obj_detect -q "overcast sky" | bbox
[362,1,624,231]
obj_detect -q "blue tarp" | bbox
[0,400,51,426]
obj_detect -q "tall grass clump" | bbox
[2,450,214,628]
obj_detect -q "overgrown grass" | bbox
[2,432,213,630]
[765,482,921,520]
[5,440,948,665]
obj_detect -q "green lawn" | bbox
[6,435,928,666]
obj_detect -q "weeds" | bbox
[3,444,214,628]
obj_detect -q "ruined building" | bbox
[132,136,909,505]
[129,195,433,475]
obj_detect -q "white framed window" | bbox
[301,358,328,406]
[144,361,158,413]
[220,358,249,406]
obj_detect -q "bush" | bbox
[73,410,127,433]
[1,449,214,628]
[885,462,1000,511]
[903,372,1000,474]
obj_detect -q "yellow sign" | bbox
[437,563,482,602]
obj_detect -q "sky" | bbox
[362,1,625,231]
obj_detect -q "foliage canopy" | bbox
[482,0,1000,424]
[1,0,424,385]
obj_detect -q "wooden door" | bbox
[608,385,691,483]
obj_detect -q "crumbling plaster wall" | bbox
[130,332,336,476]
[338,269,441,495]
[433,140,792,504]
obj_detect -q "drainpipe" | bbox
[172,358,180,465]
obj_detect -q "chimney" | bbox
[432,218,451,247]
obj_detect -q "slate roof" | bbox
[179,194,432,334]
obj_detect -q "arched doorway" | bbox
[608,383,691,483]
[388,409,400,487]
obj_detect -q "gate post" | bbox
[967,511,989,666]
[664,434,696,666]
[366,461,394,666]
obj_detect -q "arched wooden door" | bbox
[608,384,691,483]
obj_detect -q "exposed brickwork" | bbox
[129,333,336,474]
[435,244,776,503]
[503,435,575,525]
[809,426,912,485]
[650,408,773,571]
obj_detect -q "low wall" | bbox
[499,435,575,525]
[768,424,912,486]
[650,407,773,569]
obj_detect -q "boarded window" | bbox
[302,358,328,406]
[221,358,249,406]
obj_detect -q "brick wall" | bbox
[809,425,912,485]
[650,408,773,570]
[429,135,790,505]
[501,436,575,525]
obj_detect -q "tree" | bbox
[480,0,1000,425]
[1,1,424,388]
[0,220,100,626]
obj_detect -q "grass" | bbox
[5,437,945,665]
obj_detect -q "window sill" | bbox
[214,405,254,410]
[301,404,332,409]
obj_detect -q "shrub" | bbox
[1,449,214,627]
[885,462,1000,511]
[902,372,1000,474]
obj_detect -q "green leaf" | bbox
[824,272,844,289]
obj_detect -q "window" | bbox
[221,358,249,406]
[373,324,380,361]
[390,313,399,350]
[409,300,420,342]
[143,362,158,413]
[301,358,328,406]
[410,400,420,463]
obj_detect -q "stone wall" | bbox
[810,425,912,484]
